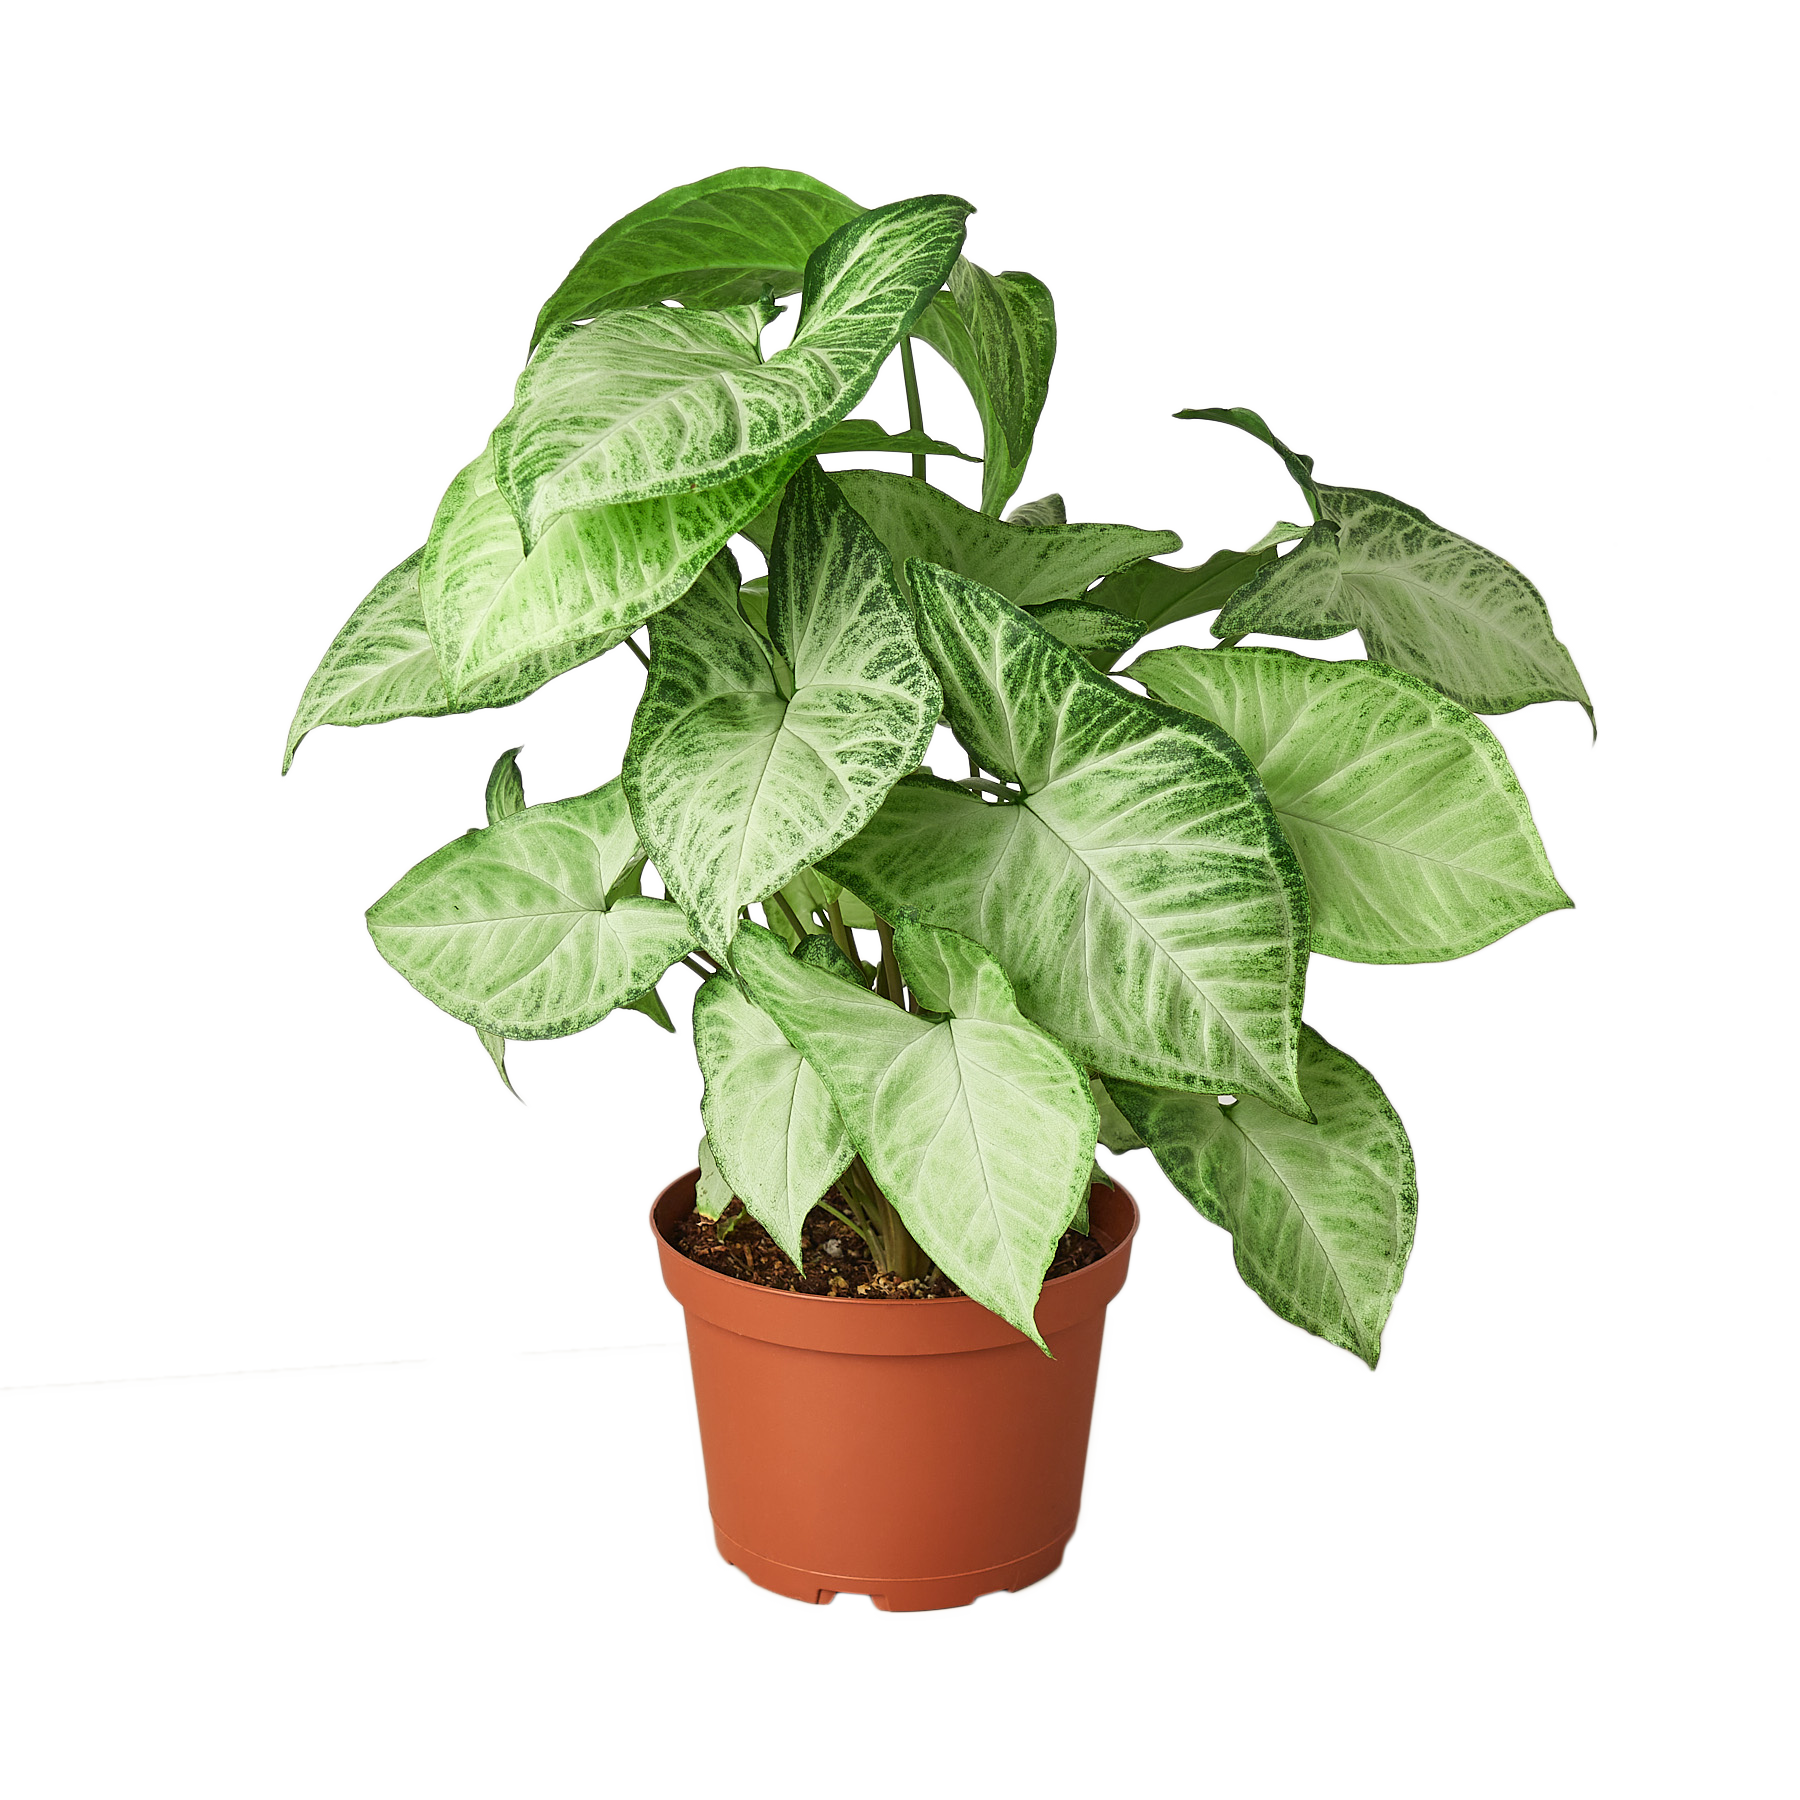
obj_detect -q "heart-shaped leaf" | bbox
[624,462,942,964]
[833,470,1179,608]
[1110,1027,1416,1367]
[1129,645,1572,962]
[733,920,1097,1346]
[366,778,695,1038]
[1081,523,1306,632]
[423,445,800,699]
[1218,486,1592,722]
[494,196,971,540]
[693,971,854,1265]
[824,562,1310,1112]
[284,552,449,772]
[530,166,863,351]
[911,263,1055,516]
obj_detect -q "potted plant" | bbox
[286,167,1588,1610]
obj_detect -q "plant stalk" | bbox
[877,919,904,1010]
[899,337,926,481]
[771,888,809,943]
[625,634,651,668]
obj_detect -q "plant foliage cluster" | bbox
[287,168,1589,1363]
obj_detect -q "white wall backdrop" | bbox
[0,165,1771,1375]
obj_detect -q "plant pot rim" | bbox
[652,1168,1138,1357]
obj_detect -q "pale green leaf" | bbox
[1129,646,1572,961]
[811,417,980,462]
[623,463,941,963]
[1005,493,1065,528]
[1212,485,1592,723]
[794,930,868,985]
[733,921,1097,1346]
[695,1135,734,1220]
[366,778,695,1038]
[530,166,863,350]
[824,563,1310,1111]
[1110,1027,1417,1367]
[1081,523,1307,632]
[429,448,800,698]
[1091,1076,1144,1153]
[284,552,449,773]
[832,470,1179,608]
[494,195,971,538]
[484,746,525,825]
[911,264,1055,515]
[693,972,853,1264]
[477,1028,521,1100]
[778,865,879,934]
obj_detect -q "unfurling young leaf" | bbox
[733,920,1097,1347]
[824,561,1310,1113]
[1129,646,1572,962]
[1110,1028,1417,1368]
[484,746,526,825]
[1005,493,1066,528]
[624,462,941,964]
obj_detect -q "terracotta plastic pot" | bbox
[651,1170,1138,1611]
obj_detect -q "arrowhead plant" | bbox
[287,169,1588,1366]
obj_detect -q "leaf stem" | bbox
[679,955,712,980]
[1211,634,1244,651]
[625,634,651,669]
[771,889,809,943]
[825,897,856,965]
[900,338,926,481]
[876,919,904,1010]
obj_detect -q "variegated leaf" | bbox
[824,563,1310,1112]
[530,166,863,350]
[693,971,854,1265]
[811,417,980,462]
[427,448,800,698]
[733,921,1097,1346]
[623,463,941,964]
[911,264,1055,516]
[366,778,695,1038]
[833,469,1179,608]
[284,552,450,773]
[1110,1027,1416,1367]
[1129,646,1571,962]
[1081,523,1306,632]
[494,196,971,540]
[1215,487,1593,722]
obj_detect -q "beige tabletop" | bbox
[0,1274,1771,1627]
